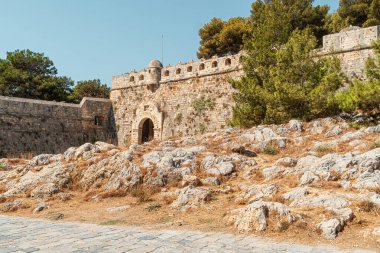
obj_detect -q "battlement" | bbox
[318,25,380,54]
[112,52,243,90]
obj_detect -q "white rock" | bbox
[282,187,309,201]
[106,205,131,213]
[317,218,343,239]
[171,186,212,210]
[227,201,293,232]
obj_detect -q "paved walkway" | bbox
[0,215,376,253]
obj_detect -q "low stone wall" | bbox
[0,96,116,157]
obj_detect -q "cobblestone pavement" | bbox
[0,215,376,253]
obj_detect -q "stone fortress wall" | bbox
[0,25,379,157]
[0,96,116,157]
[111,52,244,146]
[111,25,380,146]
[317,25,380,78]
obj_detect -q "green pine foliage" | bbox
[0,50,74,101]
[336,39,380,113]
[0,49,110,103]
[230,1,344,128]
[69,79,110,103]
[326,0,380,33]
[197,17,251,59]
[232,29,344,126]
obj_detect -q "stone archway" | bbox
[131,101,163,144]
[139,118,154,144]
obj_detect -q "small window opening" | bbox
[139,75,144,80]
[94,116,101,126]
[187,66,193,72]
[199,63,205,70]
[212,61,218,68]
[164,70,170,77]
[130,76,135,82]
[225,58,232,66]
[176,68,181,74]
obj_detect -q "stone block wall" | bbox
[317,25,380,78]
[111,26,380,146]
[111,53,243,146]
[0,96,116,157]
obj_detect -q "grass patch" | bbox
[263,146,278,155]
[315,144,334,152]
[99,219,124,226]
[130,185,159,203]
[373,138,380,148]
[146,203,161,212]
[158,215,174,223]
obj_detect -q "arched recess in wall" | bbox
[164,70,170,76]
[187,66,193,72]
[131,100,163,145]
[130,76,135,82]
[138,118,154,144]
[139,75,144,80]
[212,61,218,68]
[225,58,231,66]
[199,63,205,70]
[176,68,181,74]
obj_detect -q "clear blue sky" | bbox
[0,0,339,86]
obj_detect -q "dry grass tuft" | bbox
[83,190,102,201]
[264,194,286,204]
[130,185,159,203]
[277,175,299,188]
[0,184,8,194]
[355,200,380,214]
[368,186,380,195]
[99,189,129,199]
[330,170,341,181]
[0,196,7,203]
[250,169,265,182]
[311,180,341,189]
[162,195,176,205]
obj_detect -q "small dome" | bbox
[148,60,163,68]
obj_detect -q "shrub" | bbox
[192,95,216,113]
[146,203,161,212]
[263,146,279,155]
[356,200,379,213]
[373,138,380,148]
[198,123,207,134]
[231,29,344,127]
[336,80,380,113]
[315,144,333,152]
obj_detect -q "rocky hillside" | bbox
[1,117,380,248]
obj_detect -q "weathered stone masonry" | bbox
[111,26,380,146]
[111,53,244,146]
[0,96,116,157]
[0,26,379,156]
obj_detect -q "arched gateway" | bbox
[139,118,154,144]
[131,101,163,144]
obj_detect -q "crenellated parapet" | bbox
[110,25,380,147]
[112,52,243,90]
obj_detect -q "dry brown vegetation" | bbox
[355,201,380,215]
[0,184,7,194]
